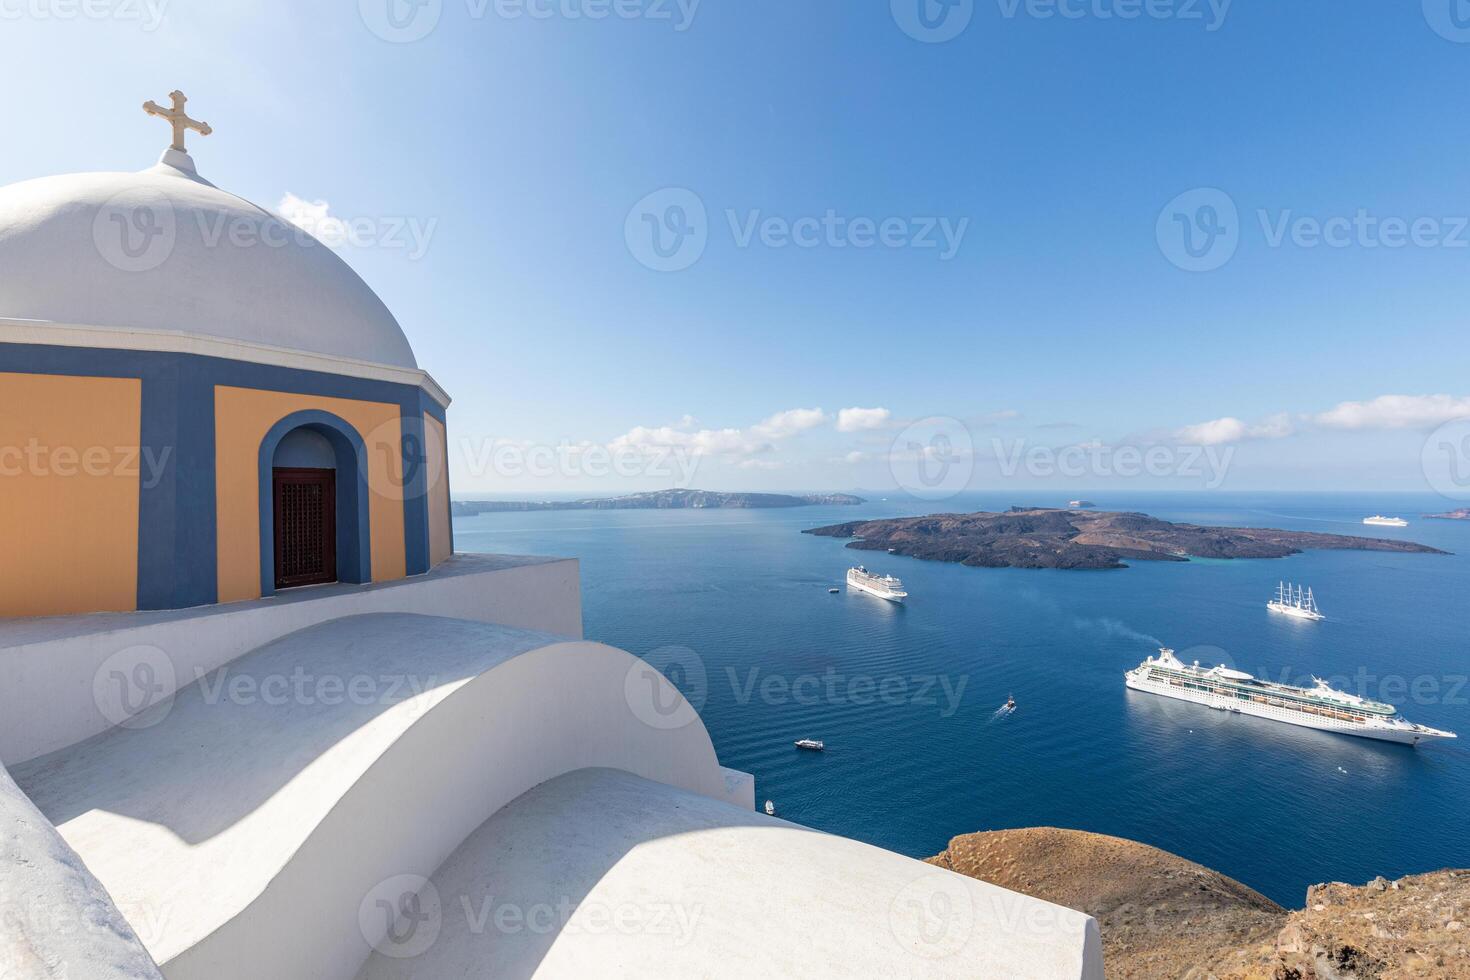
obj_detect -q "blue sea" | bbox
[454,491,1469,907]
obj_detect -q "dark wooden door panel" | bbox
[273,467,337,589]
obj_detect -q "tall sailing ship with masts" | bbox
[1267,581,1324,621]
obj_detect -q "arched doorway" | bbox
[257,411,373,596]
[272,429,338,588]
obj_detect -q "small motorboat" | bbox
[794,739,825,751]
[828,588,839,594]
[764,800,776,815]
[1005,694,1016,710]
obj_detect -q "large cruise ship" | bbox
[846,565,907,602]
[1125,648,1456,746]
[1363,515,1408,527]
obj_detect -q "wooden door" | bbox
[273,468,337,589]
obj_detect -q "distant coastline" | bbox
[1425,508,1470,520]
[453,489,864,516]
[804,506,1447,570]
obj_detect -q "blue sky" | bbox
[5,0,1470,496]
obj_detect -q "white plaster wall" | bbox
[0,764,162,980]
[162,636,732,980]
[358,768,1105,980]
[0,556,581,764]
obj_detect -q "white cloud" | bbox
[1314,394,1470,431]
[276,192,347,246]
[739,459,783,470]
[1177,417,1248,445]
[752,408,828,440]
[836,407,891,432]
[608,405,828,463]
[843,451,870,464]
[1176,413,1295,446]
[608,425,766,458]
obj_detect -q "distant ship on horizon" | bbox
[1363,515,1408,527]
[847,566,907,602]
[1267,581,1324,621]
[1125,648,1456,746]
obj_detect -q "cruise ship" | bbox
[1267,581,1324,621]
[1125,648,1456,746]
[1363,515,1408,527]
[846,565,907,602]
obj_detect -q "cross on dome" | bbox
[143,90,213,153]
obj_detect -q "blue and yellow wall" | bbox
[0,344,452,618]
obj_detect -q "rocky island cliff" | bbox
[804,507,1446,570]
[931,827,1469,979]
[454,489,863,516]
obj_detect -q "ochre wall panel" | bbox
[0,372,141,617]
[425,412,452,567]
[215,386,405,603]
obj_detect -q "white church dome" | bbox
[0,154,417,369]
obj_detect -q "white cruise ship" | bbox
[846,565,907,602]
[1267,581,1324,621]
[1125,648,1456,746]
[1363,515,1408,527]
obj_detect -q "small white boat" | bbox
[827,588,839,594]
[1267,581,1325,621]
[1363,515,1408,527]
[764,800,776,815]
[794,738,825,751]
[1005,694,1016,710]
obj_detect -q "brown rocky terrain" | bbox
[1425,508,1470,521]
[805,508,1446,570]
[929,827,1470,979]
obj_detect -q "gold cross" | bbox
[142,90,213,153]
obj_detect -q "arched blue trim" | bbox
[257,410,372,596]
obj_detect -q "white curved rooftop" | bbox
[11,612,740,979]
[0,152,417,369]
[357,767,1103,980]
